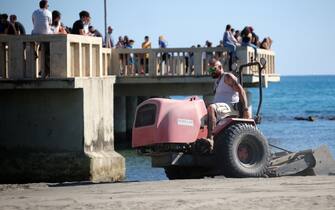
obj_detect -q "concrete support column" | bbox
[126,96,138,142]
[114,96,127,147]
[0,78,125,183]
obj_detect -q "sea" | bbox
[118,75,335,181]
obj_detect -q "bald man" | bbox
[207,58,250,140]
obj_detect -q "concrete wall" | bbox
[114,96,127,148]
[0,77,125,183]
[0,89,83,150]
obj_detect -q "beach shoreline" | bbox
[1,176,334,210]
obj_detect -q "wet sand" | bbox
[1,176,335,210]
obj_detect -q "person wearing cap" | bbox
[207,58,250,141]
[88,26,102,37]
[72,10,91,35]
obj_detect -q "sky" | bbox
[1,0,335,75]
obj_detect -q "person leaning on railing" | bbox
[71,10,90,35]
[10,14,26,35]
[0,13,17,35]
[241,26,258,60]
[260,37,273,50]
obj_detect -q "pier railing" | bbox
[111,47,275,77]
[0,34,110,79]
[0,35,276,80]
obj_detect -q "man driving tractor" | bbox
[207,58,251,141]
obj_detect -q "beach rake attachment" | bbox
[267,145,335,177]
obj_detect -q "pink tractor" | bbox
[132,59,335,179]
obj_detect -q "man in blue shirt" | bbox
[223,24,240,71]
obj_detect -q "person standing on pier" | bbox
[32,0,52,35]
[223,24,240,71]
[141,36,151,74]
[32,0,52,78]
[104,26,114,48]
[159,35,170,74]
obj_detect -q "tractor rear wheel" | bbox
[214,123,270,177]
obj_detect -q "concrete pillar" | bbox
[126,96,138,142]
[114,96,127,148]
[0,78,125,183]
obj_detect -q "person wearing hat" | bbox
[206,58,250,141]
[72,10,91,35]
[88,25,102,37]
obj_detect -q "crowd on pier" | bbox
[0,0,272,51]
[1,0,273,75]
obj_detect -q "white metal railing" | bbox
[0,34,275,80]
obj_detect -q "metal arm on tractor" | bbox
[236,58,266,124]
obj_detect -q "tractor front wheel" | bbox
[214,123,270,177]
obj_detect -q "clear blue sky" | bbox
[1,0,335,75]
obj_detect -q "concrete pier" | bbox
[0,78,125,183]
[0,34,279,183]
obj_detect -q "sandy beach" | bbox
[1,176,335,210]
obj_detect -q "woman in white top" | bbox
[51,10,67,34]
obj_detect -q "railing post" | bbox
[107,52,112,75]
[111,49,120,76]
[8,38,24,79]
[91,44,100,77]
[103,53,107,76]
[99,46,103,77]
[0,43,6,79]
[25,42,37,78]
[148,51,157,76]
[50,39,69,78]
[89,44,93,77]
[193,50,202,76]
[236,46,249,73]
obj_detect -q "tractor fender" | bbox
[213,118,256,136]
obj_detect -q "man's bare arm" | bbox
[224,73,251,118]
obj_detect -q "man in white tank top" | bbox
[207,58,250,140]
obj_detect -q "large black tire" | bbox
[164,166,206,180]
[214,123,270,178]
